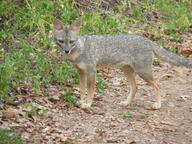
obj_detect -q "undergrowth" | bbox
[0,128,24,144]
[60,88,79,107]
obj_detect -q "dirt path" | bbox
[0,63,192,144]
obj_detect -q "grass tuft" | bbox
[0,129,24,144]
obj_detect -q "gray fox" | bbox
[52,19,192,109]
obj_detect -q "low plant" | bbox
[96,77,107,94]
[60,88,79,107]
[0,128,24,144]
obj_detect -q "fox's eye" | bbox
[69,40,75,44]
[58,40,64,43]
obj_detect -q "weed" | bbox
[96,77,107,94]
[52,62,78,85]
[123,112,133,118]
[81,12,102,34]
[169,46,179,54]
[23,104,49,117]
[60,88,79,107]
[154,0,192,32]
[0,55,15,100]
[140,114,148,119]
[39,109,49,117]
[27,105,39,116]
[122,112,148,119]
[60,0,79,24]
[0,128,24,144]
[133,5,142,20]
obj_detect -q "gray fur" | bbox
[57,33,192,71]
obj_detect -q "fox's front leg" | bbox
[76,66,96,109]
[85,71,96,108]
[75,67,87,107]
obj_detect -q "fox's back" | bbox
[82,34,155,67]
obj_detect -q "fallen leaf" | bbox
[2,107,21,119]
[180,49,192,56]
[160,121,177,126]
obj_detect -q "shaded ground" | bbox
[0,62,192,144]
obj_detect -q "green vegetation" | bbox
[96,77,108,94]
[123,112,134,118]
[122,112,148,119]
[60,88,79,107]
[23,104,49,117]
[0,129,24,144]
[1,0,192,103]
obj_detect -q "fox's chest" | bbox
[75,61,87,70]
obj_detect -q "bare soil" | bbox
[0,63,192,144]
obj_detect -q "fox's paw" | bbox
[76,100,84,107]
[119,101,131,107]
[152,102,161,110]
[80,102,92,109]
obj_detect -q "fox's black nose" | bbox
[65,50,69,54]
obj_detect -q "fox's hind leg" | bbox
[147,80,161,109]
[137,68,161,109]
[120,65,137,106]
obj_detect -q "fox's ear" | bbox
[53,19,64,31]
[70,21,81,33]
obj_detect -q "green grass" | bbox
[123,112,133,118]
[154,0,192,31]
[60,88,79,107]
[122,112,149,119]
[96,77,108,94]
[23,104,49,117]
[0,129,24,144]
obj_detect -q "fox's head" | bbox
[52,19,80,54]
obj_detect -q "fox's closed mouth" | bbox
[64,50,70,54]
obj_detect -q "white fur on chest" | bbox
[70,51,80,61]
[76,61,87,70]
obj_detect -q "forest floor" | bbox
[1,62,192,144]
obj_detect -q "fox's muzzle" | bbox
[64,50,70,54]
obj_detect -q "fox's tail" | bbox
[153,45,192,68]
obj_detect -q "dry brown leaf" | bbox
[160,73,175,79]
[180,49,192,55]
[2,107,22,119]
[160,121,177,126]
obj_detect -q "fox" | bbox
[52,19,192,110]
